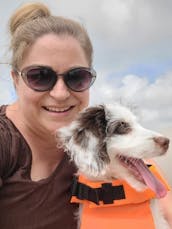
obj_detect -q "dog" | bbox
[57,103,170,229]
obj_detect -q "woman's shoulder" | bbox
[0,104,7,114]
[0,105,11,130]
[0,104,31,150]
[0,104,31,179]
[0,104,18,134]
[0,105,8,122]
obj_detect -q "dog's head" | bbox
[57,103,169,195]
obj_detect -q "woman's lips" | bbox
[43,105,74,113]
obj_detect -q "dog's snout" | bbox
[153,136,170,150]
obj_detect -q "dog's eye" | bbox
[107,121,131,136]
[115,121,131,135]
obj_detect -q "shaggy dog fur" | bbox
[57,103,170,229]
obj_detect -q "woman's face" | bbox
[12,34,90,135]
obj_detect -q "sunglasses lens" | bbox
[65,68,96,92]
[25,67,56,91]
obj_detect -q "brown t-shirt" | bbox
[0,105,78,228]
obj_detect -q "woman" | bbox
[0,2,95,228]
[0,2,171,229]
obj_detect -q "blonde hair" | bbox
[9,2,93,69]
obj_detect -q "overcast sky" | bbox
[0,0,172,130]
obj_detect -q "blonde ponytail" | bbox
[9,2,50,36]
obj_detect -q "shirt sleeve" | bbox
[0,116,22,187]
[0,113,31,187]
[0,120,13,186]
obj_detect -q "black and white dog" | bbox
[57,103,170,229]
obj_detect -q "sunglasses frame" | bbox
[14,65,96,92]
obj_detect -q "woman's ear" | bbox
[11,70,19,89]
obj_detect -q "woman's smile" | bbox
[42,105,75,116]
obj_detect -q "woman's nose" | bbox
[49,78,70,100]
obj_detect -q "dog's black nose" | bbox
[153,136,170,150]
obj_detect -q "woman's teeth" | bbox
[44,106,72,112]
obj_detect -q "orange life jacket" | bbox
[71,165,170,229]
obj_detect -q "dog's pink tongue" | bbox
[134,159,167,198]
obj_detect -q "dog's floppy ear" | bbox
[74,105,110,162]
[74,105,107,142]
[58,105,110,178]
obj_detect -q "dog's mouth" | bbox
[117,155,167,198]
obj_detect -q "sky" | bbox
[0,0,172,182]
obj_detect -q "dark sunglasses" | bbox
[15,65,96,92]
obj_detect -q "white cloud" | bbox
[90,71,172,130]
[100,0,133,31]
[54,0,172,72]
[55,1,172,45]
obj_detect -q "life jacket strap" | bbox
[71,176,126,205]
